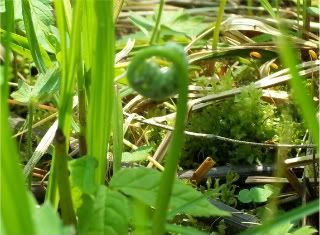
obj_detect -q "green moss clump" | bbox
[182,85,303,167]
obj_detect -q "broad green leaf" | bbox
[162,13,209,39]
[11,80,32,103]
[266,223,293,235]
[129,12,154,36]
[69,155,98,195]
[0,29,34,60]
[109,167,229,218]
[21,0,49,73]
[33,202,74,235]
[68,155,98,211]
[31,64,59,102]
[307,7,320,16]
[14,0,57,53]
[291,225,318,235]
[121,146,153,163]
[11,64,59,104]
[77,186,129,235]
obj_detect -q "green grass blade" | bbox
[112,87,124,174]
[240,199,320,235]
[113,0,125,22]
[21,0,49,73]
[149,0,165,45]
[87,0,115,184]
[56,0,82,139]
[260,0,319,146]
[47,0,83,224]
[82,0,95,73]
[45,0,69,208]
[0,1,35,234]
[212,0,227,49]
[260,0,277,19]
[54,0,68,98]
[0,29,51,65]
[277,25,319,145]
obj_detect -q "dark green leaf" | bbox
[21,0,49,73]
[15,0,56,53]
[109,168,229,218]
[69,155,98,195]
[77,186,129,235]
[129,12,154,36]
[31,64,59,102]
[11,80,32,103]
[162,13,209,39]
[291,225,318,235]
[10,64,59,104]
[33,201,74,235]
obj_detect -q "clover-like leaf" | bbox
[238,189,252,203]
[238,185,275,204]
[250,187,271,203]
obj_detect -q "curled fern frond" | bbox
[127,43,188,100]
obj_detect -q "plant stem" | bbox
[54,128,76,225]
[149,0,165,45]
[302,0,311,38]
[27,102,34,187]
[127,44,188,234]
[45,154,59,208]
[212,0,227,50]
[77,65,87,156]
[112,87,123,174]
[87,0,115,184]
[247,0,253,15]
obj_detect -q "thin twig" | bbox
[125,112,316,149]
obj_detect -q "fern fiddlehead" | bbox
[127,43,187,100]
[127,43,189,235]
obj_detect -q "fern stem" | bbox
[149,0,165,45]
